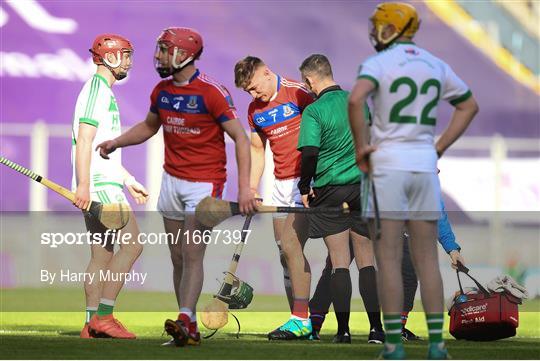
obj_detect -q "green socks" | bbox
[85,307,97,323]
[383,314,403,344]
[96,298,115,317]
[426,313,444,344]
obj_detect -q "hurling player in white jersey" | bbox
[72,34,148,340]
[348,3,478,359]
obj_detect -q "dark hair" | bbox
[299,54,333,78]
[234,56,264,88]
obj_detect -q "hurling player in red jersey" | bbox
[234,56,316,340]
[97,27,257,347]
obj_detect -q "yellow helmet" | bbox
[369,2,420,51]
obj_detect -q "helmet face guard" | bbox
[154,27,203,78]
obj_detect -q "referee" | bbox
[297,54,379,343]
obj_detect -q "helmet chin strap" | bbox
[374,18,413,52]
[378,27,400,46]
[103,64,127,81]
[101,51,127,80]
[155,46,197,78]
[165,46,195,77]
[103,51,122,68]
[172,47,194,70]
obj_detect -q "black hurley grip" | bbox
[229,200,347,215]
[230,202,241,216]
[274,205,346,214]
[0,156,42,182]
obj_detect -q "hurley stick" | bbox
[0,156,130,230]
[195,196,349,227]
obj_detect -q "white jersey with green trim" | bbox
[358,42,471,172]
[71,74,123,192]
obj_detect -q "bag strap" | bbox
[456,261,490,296]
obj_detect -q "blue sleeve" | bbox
[438,199,461,253]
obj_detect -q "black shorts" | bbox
[308,183,368,239]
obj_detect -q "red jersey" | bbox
[247,76,314,180]
[150,70,238,183]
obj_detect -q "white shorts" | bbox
[157,171,226,221]
[271,177,303,218]
[91,184,128,205]
[367,169,441,220]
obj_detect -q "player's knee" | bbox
[134,243,143,257]
[182,248,204,265]
[123,241,143,259]
[89,252,113,268]
[280,239,300,259]
[354,235,373,250]
[169,249,183,267]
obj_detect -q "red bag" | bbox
[448,263,521,341]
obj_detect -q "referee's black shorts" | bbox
[308,183,368,239]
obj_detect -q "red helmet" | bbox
[157,27,203,58]
[155,27,203,76]
[90,33,133,67]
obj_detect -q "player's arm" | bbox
[298,146,318,208]
[74,123,97,210]
[120,166,149,205]
[437,199,464,269]
[296,107,320,208]
[436,96,479,157]
[221,119,257,214]
[348,78,377,173]
[437,65,479,157]
[250,131,266,196]
[96,111,161,159]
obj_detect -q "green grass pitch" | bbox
[1,289,539,359]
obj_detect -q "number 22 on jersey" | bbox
[389,77,440,126]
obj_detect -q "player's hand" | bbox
[125,176,149,205]
[238,188,257,215]
[449,250,465,270]
[74,183,91,210]
[250,188,265,206]
[301,189,314,208]
[95,139,118,160]
[355,145,377,173]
